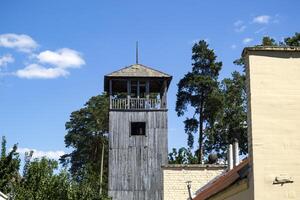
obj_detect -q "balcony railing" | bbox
[111,98,163,110]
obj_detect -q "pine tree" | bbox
[176,40,223,163]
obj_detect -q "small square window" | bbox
[131,122,146,136]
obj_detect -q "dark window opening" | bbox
[131,81,138,98]
[131,122,146,136]
[139,81,146,98]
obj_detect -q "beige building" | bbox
[162,164,225,200]
[193,46,300,200]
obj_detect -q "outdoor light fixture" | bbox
[273,176,294,186]
[186,181,192,200]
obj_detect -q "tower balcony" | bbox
[104,64,172,111]
[110,97,164,110]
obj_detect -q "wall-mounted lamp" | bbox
[273,176,294,186]
[186,181,192,200]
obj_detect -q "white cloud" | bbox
[235,25,246,33]
[234,20,246,32]
[253,15,271,24]
[0,33,38,53]
[243,38,253,44]
[231,44,237,49]
[255,27,267,34]
[17,147,65,160]
[234,20,243,27]
[15,64,69,79]
[15,48,85,79]
[0,54,14,67]
[37,48,85,68]
[0,33,85,79]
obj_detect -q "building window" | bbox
[131,122,146,136]
[130,81,138,98]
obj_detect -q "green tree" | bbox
[0,136,20,194]
[14,152,69,200]
[261,36,277,46]
[168,147,197,164]
[220,36,277,158]
[221,33,299,159]
[13,154,73,200]
[284,32,300,46]
[205,72,247,158]
[176,40,223,163]
[234,36,278,67]
[260,34,299,47]
[12,153,111,200]
[60,94,109,197]
[68,166,111,200]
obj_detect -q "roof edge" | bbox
[242,46,300,57]
[193,158,250,200]
[162,164,226,169]
[105,63,172,78]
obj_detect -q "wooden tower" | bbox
[104,64,172,200]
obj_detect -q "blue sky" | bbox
[0,0,299,159]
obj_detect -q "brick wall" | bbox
[162,165,225,200]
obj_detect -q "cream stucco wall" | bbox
[208,178,250,200]
[163,166,225,200]
[223,189,251,200]
[245,48,300,199]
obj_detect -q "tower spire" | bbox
[136,41,139,64]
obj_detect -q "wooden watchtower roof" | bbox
[104,64,172,92]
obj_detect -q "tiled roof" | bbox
[193,158,250,200]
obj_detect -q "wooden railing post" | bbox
[127,80,131,109]
[111,98,164,110]
[109,79,112,109]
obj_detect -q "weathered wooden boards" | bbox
[108,110,168,200]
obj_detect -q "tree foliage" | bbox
[1,94,111,199]
[175,33,300,163]
[284,32,300,46]
[217,33,300,159]
[68,166,111,200]
[204,72,247,158]
[0,136,20,194]
[260,33,300,47]
[262,36,277,46]
[0,135,111,200]
[13,155,71,200]
[168,147,197,164]
[234,33,300,67]
[60,93,109,196]
[176,40,223,163]
[13,154,111,200]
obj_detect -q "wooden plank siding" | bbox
[108,110,168,200]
